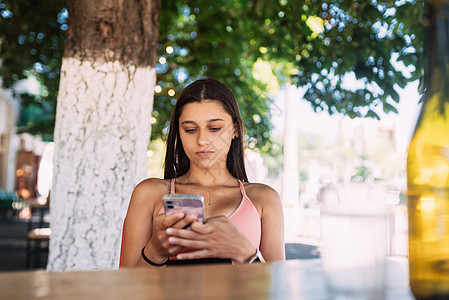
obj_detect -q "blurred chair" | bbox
[26,227,51,269]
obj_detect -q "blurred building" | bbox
[336,115,403,185]
[0,86,51,200]
[0,88,21,191]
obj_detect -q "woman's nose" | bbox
[197,130,209,146]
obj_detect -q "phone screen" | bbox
[162,194,205,223]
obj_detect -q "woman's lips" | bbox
[196,151,214,157]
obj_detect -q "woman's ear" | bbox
[233,123,239,139]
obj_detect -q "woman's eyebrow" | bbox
[208,118,225,123]
[181,120,197,125]
[181,118,225,125]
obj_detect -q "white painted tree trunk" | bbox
[282,84,301,242]
[47,58,155,271]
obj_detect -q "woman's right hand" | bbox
[142,212,199,264]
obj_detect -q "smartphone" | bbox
[162,194,205,223]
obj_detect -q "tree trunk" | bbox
[47,0,160,271]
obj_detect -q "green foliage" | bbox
[154,0,274,152]
[0,0,425,152]
[250,0,424,119]
[0,0,66,138]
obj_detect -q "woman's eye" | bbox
[185,128,197,133]
[210,127,221,132]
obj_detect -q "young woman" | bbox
[120,79,285,267]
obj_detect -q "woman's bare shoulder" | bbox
[134,177,170,192]
[244,182,280,203]
[244,182,282,219]
[130,178,171,206]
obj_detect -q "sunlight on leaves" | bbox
[306,15,324,38]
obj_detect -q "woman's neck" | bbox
[179,166,236,188]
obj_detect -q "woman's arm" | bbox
[255,184,285,262]
[120,178,197,267]
[165,216,258,263]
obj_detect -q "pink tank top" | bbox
[163,178,261,248]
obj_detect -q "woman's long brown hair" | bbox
[163,79,248,182]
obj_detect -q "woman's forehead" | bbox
[179,100,232,122]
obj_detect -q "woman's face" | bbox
[178,100,236,171]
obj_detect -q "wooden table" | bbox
[0,257,414,299]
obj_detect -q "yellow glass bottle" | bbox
[407,1,449,299]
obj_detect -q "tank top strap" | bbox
[170,178,176,194]
[237,179,248,198]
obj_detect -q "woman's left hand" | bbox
[166,216,257,264]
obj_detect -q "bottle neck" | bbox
[425,1,449,96]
